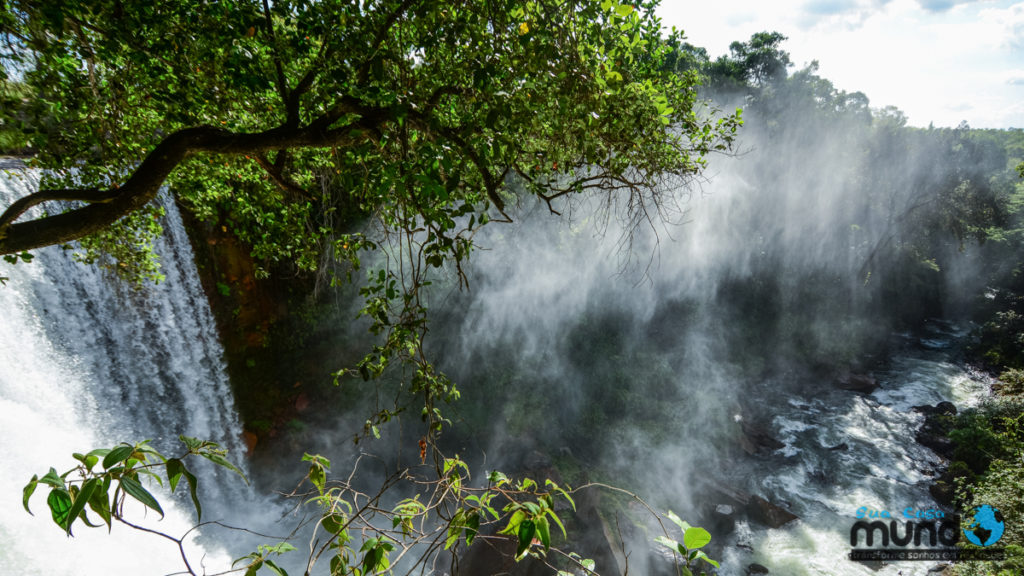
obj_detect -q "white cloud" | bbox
[979,2,1024,49]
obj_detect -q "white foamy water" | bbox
[721,325,991,576]
[0,168,242,575]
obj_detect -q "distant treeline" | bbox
[667,30,1024,369]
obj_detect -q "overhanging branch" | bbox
[0,122,373,255]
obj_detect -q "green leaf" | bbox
[180,435,203,452]
[120,476,164,518]
[615,4,633,16]
[259,542,297,556]
[199,450,248,483]
[182,467,202,521]
[330,555,346,576]
[665,510,691,533]
[322,513,347,535]
[309,463,326,494]
[445,508,465,550]
[654,535,679,551]
[39,467,64,488]
[47,489,73,531]
[362,543,384,574]
[683,526,711,550]
[546,508,567,538]
[488,470,509,486]
[87,484,112,531]
[166,458,185,493]
[72,452,100,470]
[264,560,289,576]
[693,550,720,569]
[64,478,99,534]
[464,510,480,546]
[301,453,332,469]
[103,444,135,469]
[499,509,526,535]
[516,519,536,558]
[535,515,551,550]
[23,475,38,514]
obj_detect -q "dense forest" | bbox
[2,1,1024,575]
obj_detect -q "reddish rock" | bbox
[242,430,258,456]
[836,372,879,394]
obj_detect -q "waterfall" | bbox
[0,166,242,575]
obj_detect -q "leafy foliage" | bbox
[952,397,1024,575]
[24,436,243,536]
[29,437,720,576]
[654,510,719,576]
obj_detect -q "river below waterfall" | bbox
[715,323,991,576]
[0,166,994,576]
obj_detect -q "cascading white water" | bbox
[719,324,991,576]
[0,166,242,575]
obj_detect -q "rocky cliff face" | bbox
[178,205,316,457]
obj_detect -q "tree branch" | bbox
[285,40,330,127]
[0,188,119,232]
[355,0,419,84]
[428,124,511,222]
[261,0,291,113]
[254,154,315,201]
[0,122,376,255]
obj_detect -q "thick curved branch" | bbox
[0,122,375,255]
[0,188,119,232]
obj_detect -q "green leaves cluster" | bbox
[27,436,716,576]
[951,398,1024,575]
[23,436,244,536]
[234,542,298,576]
[292,452,587,575]
[1,0,739,278]
[654,510,719,576]
[492,473,573,560]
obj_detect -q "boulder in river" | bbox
[915,402,957,459]
[748,495,799,528]
[739,420,786,456]
[836,372,879,394]
[705,484,799,528]
[913,401,957,417]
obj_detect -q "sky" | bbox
[656,0,1024,128]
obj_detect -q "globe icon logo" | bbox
[962,505,1005,547]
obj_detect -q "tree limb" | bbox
[0,122,376,254]
[254,153,315,201]
[261,0,291,112]
[0,188,119,232]
[355,0,419,84]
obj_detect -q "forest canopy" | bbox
[0,0,739,267]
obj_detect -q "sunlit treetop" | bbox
[0,0,740,274]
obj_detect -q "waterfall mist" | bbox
[412,96,993,575]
